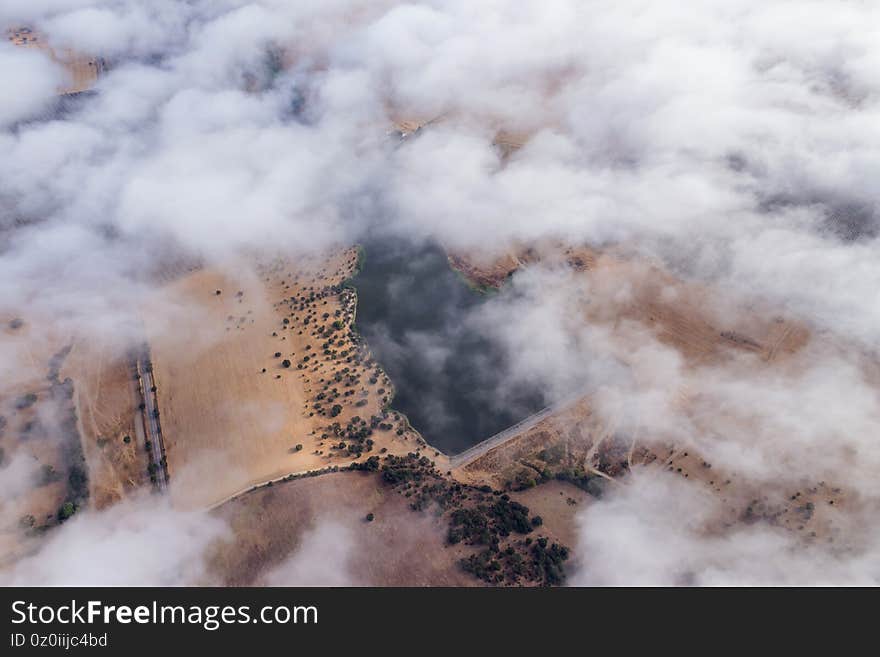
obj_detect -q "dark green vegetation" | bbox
[554,468,608,498]
[233,449,573,586]
[501,442,612,498]
[375,453,570,586]
[49,347,89,523]
[461,538,569,586]
[15,393,38,410]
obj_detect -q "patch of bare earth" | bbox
[446,244,854,554]
[208,470,478,586]
[60,345,147,510]
[0,317,85,563]
[7,27,101,95]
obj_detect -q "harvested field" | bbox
[210,454,582,586]
[509,481,591,552]
[0,316,86,563]
[61,345,147,510]
[453,396,598,489]
[7,27,101,95]
[445,244,857,552]
[209,470,478,586]
[148,248,434,509]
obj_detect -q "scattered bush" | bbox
[57,502,76,523]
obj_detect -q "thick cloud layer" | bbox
[0,42,63,126]
[571,469,880,586]
[263,521,356,586]
[2,1,880,584]
[3,1,880,336]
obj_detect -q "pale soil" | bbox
[148,248,438,509]
[147,263,313,508]
[453,397,598,490]
[60,345,147,510]
[446,240,596,289]
[209,470,479,586]
[7,27,100,95]
[450,241,809,366]
[581,251,811,367]
[391,116,532,161]
[209,464,590,587]
[493,130,531,159]
[0,313,152,569]
[509,480,591,551]
[456,380,850,551]
[447,244,854,549]
[0,317,79,562]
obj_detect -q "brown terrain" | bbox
[1,233,850,584]
[0,308,160,568]
[391,116,532,164]
[135,244,582,585]
[209,470,477,586]
[444,241,852,554]
[60,344,147,510]
[0,317,88,564]
[146,248,440,509]
[210,455,580,586]
[0,104,860,585]
[7,27,102,95]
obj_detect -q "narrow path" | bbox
[765,323,794,362]
[205,466,345,511]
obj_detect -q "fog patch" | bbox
[571,469,880,586]
[263,520,357,586]
[1,496,228,586]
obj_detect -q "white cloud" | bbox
[3,0,880,585]
[263,521,357,586]
[571,469,880,586]
[1,497,228,586]
[0,43,63,126]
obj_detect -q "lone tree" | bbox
[281,359,291,368]
[57,502,76,523]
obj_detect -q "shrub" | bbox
[15,393,38,410]
[40,464,59,485]
[57,502,76,523]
